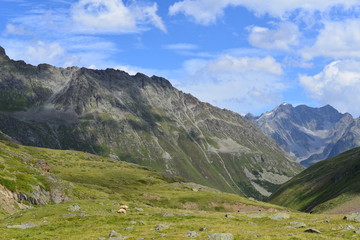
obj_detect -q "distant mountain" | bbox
[0,46,302,200]
[269,147,360,214]
[245,103,360,166]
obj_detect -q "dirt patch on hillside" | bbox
[181,202,199,210]
[209,202,279,213]
[142,193,166,201]
[323,197,360,215]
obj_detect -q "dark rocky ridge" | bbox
[246,103,360,166]
[0,47,302,200]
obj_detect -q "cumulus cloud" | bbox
[2,40,77,67]
[300,60,360,116]
[301,19,360,60]
[177,55,285,113]
[72,0,166,33]
[169,0,359,25]
[247,22,300,51]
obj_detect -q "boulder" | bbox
[344,213,360,222]
[304,228,321,234]
[206,233,234,240]
[184,231,199,238]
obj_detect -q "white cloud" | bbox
[164,43,198,50]
[177,55,285,113]
[169,0,360,25]
[206,55,283,74]
[4,24,29,35]
[72,0,166,33]
[301,19,360,60]
[115,65,139,75]
[248,22,300,51]
[0,38,119,68]
[3,40,79,67]
[300,60,360,117]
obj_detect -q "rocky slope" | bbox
[269,147,360,213]
[0,46,302,200]
[246,103,360,166]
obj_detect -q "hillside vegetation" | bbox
[1,140,359,239]
[269,147,360,214]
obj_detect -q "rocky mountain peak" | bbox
[0,46,10,61]
[248,103,360,166]
[0,46,6,55]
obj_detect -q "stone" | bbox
[247,212,265,218]
[130,221,137,224]
[184,231,199,238]
[135,207,144,212]
[225,214,234,218]
[178,213,188,216]
[80,212,89,217]
[289,221,306,228]
[252,235,261,238]
[344,213,360,222]
[123,227,133,231]
[304,228,321,234]
[108,230,126,240]
[7,222,38,229]
[344,224,356,230]
[199,227,207,231]
[269,212,290,220]
[138,221,146,225]
[162,212,174,217]
[67,203,81,212]
[206,233,234,240]
[155,223,171,231]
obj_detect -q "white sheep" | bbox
[117,204,129,214]
[119,205,129,210]
[117,208,127,214]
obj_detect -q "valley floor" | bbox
[1,199,359,240]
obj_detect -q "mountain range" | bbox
[0,46,302,200]
[246,103,360,166]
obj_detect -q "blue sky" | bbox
[1,0,360,117]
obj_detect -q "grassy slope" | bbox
[269,147,360,213]
[0,140,359,239]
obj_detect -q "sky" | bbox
[1,0,360,117]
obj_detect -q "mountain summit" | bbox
[0,47,302,200]
[246,103,360,166]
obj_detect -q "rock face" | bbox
[0,47,302,200]
[246,103,360,166]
